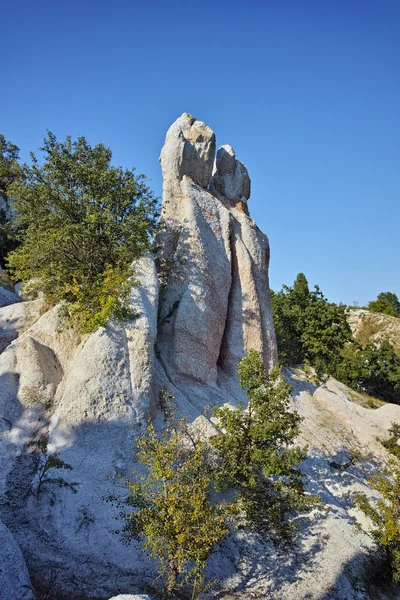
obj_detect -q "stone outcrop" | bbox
[0,114,278,598]
[157,113,277,386]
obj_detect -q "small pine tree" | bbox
[211,350,317,542]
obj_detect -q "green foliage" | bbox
[272,273,400,404]
[334,340,400,404]
[6,132,159,332]
[118,421,230,599]
[356,459,400,582]
[381,423,400,460]
[0,134,20,196]
[271,273,352,376]
[211,350,318,542]
[301,286,352,377]
[368,292,400,318]
[0,134,21,265]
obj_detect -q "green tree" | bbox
[301,286,352,377]
[0,134,21,265]
[356,458,400,582]
[6,132,159,332]
[368,292,400,318]
[271,273,352,375]
[211,350,317,542]
[0,134,20,196]
[118,422,230,599]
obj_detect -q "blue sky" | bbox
[2,0,399,305]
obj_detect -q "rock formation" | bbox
[0,114,277,598]
[1,114,400,600]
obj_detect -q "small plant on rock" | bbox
[28,433,78,498]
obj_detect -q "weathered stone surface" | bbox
[210,144,251,206]
[0,520,34,600]
[159,112,215,195]
[156,114,277,383]
[0,253,159,597]
[0,298,43,354]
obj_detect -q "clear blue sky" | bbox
[2,0,399,305]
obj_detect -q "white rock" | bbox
[0,520,34,600]
[157,114,277,384]
[210,144,251,204]
[0,253,159,597]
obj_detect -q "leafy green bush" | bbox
[368,292,400,318]
[334,340,400,404]
[211,350,318,542]
[356,458,400,582]
[0,134,21,265]
[272,273,400,404]
[381,423,400,460]
[116,421,231,599]
[6,132,159,332]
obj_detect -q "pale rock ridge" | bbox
[210,144,251,209]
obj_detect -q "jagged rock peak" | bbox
[159,112,216,192]
[211,144,251,207]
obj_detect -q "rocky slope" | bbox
[348,308,400,355]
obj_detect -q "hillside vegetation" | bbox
[271,274,400,404]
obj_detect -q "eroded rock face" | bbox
[157,113,277,383]
[0,114,278,599]
[211,144,251,206]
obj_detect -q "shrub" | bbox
[0,134,21,265]
[356,458,400,582]
[211,350,318,542]
[116,421,230,599]
[6,132,159,332]
[368,292,400,318]
[271,273,352,374]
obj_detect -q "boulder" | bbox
[210,144,251,206]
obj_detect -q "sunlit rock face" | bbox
[157,113,277,385]
[0,114,278,599]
